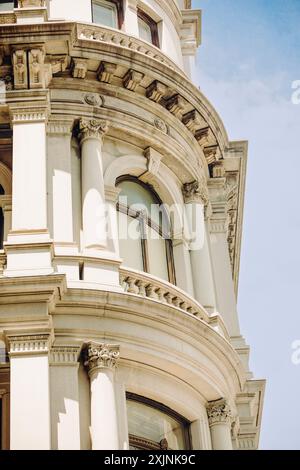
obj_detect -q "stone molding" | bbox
[7,333,52,356]
[49,346,81,366]
[9,104,49,124]
[47,119,74,136]
[84,343,120,374]
[78,118,109,143]
[207,399,233,426]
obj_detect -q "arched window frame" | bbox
[126,392,191,450]
[116,175,176,285]
[91,0,124,29]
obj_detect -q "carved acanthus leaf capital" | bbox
[84,343,120,374]
[207,399,233,426]
[183,179,209,205]
[78,118,109,143]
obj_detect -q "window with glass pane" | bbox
[117,177,175,283]
[0,1,14,11]
[127,394,190,450]
[92,0,117,28]
[138,17,153,43]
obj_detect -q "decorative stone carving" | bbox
[154,118,168,134]
[7,334,52,356]
[84,343,120,374]
[146,80,167,102]
[123,69,144,91]
[97,61,117,83]
[195,127,216,147]
[78,118,109,142]
[165,94,187,118]
[48,55,68,74]
[182,109,207,133]
[212,161,226,179]
[203,145,221,165]
[71,58,88,79]
[13,49,28,89]
[49,346,81,365]
[144,147,162,176]
[84,93,103,107]
[207,399,233,426]
[28,48,45,88]
[183,179,209,205]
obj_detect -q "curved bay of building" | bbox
[0,0,265,451]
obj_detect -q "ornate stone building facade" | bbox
[0,0,265,450]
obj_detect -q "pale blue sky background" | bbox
[193,0,300,450]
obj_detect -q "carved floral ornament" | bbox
[207,399,233,426]
[182,178,209,205]
[78,118,109,142]
[84,343,120,374]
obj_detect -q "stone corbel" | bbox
[48,55,68,75]
[123,69,144,91]
[97,61,117,84]
[71,58,88,79]
[139,147,163,185]
[182,109,207,133]
[195,127,216,147]
[146,80,168,103]
[12,49,28,90]
[203,145,221,165]
[165,94,187,119]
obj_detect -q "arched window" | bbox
[0,185,4,250]
[127,393,191,450]
[92,0,124,29]
[117,177,175,283]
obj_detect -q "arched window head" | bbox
[126,393,190,450]
[117,177,176,284]
[92,0,124,29]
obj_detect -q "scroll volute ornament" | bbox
[183,179,209,206]
[84,343,120,375]
[207,399,233,426]
[78,118,109,142]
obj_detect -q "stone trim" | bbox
[7,333,52,356]
[49,345,81,366]
[84,342,120,374]
[207,399,233,426]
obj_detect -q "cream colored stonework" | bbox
[0,0,264,450]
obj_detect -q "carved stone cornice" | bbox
[49,345,81,366]
[78,118,109,143]
[47,119,74,136]
[84,343,120,375]
[7,333,52,357]
[207,399,233,426]
[9,104,49,124]
[183,179,209,205]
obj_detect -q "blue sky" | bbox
[193,0,300,450]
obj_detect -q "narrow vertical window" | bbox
[92,0,123,29]
[137,9,160,47]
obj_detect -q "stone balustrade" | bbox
[120,267,209,323]
[77,23,184,75]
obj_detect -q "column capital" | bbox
[84,342,120,375]
[182,179,209,205]
[6,332,53,357]
[207,399,233,426]
[49,345,82,366]
[9,103,50,124]
[47,119,74,136]
[78,118,109,144]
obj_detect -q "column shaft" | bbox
[85,343,120,450]
[207,399,233,451]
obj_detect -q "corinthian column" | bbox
[183,180,217,312]
[207,399,233,450]
[85,342,120,450]
[79,119,109,253]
